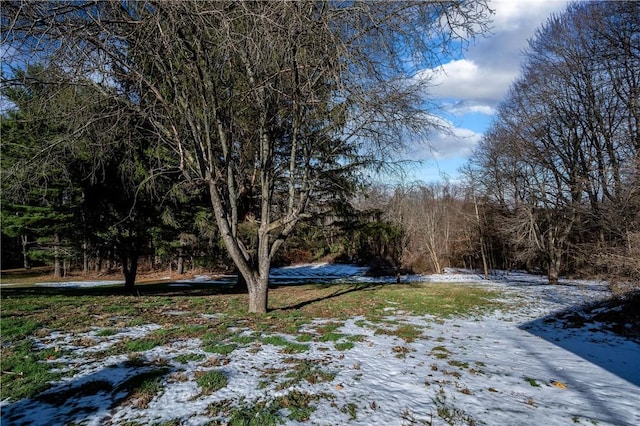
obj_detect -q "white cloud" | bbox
[422,59,517,115]
[428,126,482,160]
[489,0,567,33]
[420,0,569,117]
[408,119,483,162]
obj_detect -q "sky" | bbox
[406,0,570,183]
[1,0,571,184]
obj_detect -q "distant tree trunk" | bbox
[177,249,185,275]
[122,250,139,290]
[95,249,102,273]
[547,245,562,285]
[83,242,89,274]
[21,235,31,269]
[53,234,62,278]
[474,198,489,279]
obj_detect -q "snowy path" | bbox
[2,270,639,425]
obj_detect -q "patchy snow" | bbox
[2,269,639,425]
[270,263,369,281]
[34,280,123,288]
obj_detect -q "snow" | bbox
[2,268,639,425]
[34,280,123,288]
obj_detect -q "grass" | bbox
[125,338,164,353]
[260,335,310,353]
[203,343,237,355]
[374,324,423,342]
[1,341,64,400]
[434,388,478,425]
[276,359,336,391]
[524,377,541,387]
[335,342,354,351]
[0,276,504,402]
[96,328,117,337]
[430,345,451,360]
[114,368,170,408]
[174,353,206,363]
[195,370,228,394]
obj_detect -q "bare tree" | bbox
[2,1,492,312]
[465,1,639,284]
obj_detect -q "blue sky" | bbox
[1,0,570,183]
[404,0,570,183]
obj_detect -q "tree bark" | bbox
[177,249,185,275]
[21,235,31,269]
[53,234,62,278]
[83,242,89,275]
[247,275,269,314]
[122,251,139,290]
[547,248,561,285]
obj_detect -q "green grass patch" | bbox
[448,360,469,369]
[203,343,237,355]
[335,342,354,351]
[231,334,256,345]
[115,368,169,408]
[295,333,314,342]
[96,328,117,337]
[196,370,228,394]
[430,346,450,359]
[0,341,64,401]
[316,321,343,333]
[276,359,336,390]
[341,402,358,420]
[125,338,163,353]
[174,353,206,363]
[260,335,309,353]
[524,377,541,387]
[225,401,283,426]
[275,390,334,422]
[1,318,41,341]
[318,332,345,342]
[374,324,422,342]
[269,282,501,320]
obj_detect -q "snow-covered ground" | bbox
[2,268,639,425]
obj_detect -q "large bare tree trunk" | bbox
[247,274,269,314]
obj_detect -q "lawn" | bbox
[1,271,638,425]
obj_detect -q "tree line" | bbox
[1,1,492,312]
[464,1,639,291]
[2,1,638,308]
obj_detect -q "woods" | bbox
[2,0,639,310]
[465,1,640,288]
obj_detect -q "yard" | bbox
[1,267,638,425]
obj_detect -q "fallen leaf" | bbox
[551,380,567,389]
[335,383,344,390]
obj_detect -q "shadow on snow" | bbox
[518,294,640,388]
